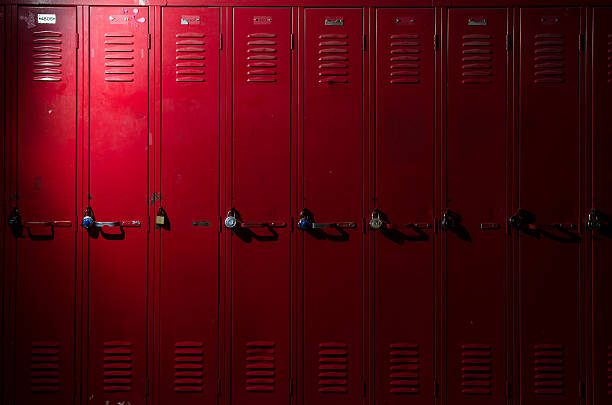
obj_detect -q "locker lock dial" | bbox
[586,209,606,232]
[369,209,386,230]
[81,207,95,230]
[224,209,240,229]
[7,206,22,236]
[441,209,458,232]
[297,210,313,230]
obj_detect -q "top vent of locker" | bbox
[389,34,421,84]
[32,30,63,82]
[318,34,349,84]
[246,32,278,83]
[104,32,135,82]
[461,34,493,84]
[176,32,206,82]
[533,33,567,84]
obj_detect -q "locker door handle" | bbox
[510,210,576,231]
[242,222,286,228]
[312,222,356,229]
[24,220,72,228]
[479,223,501,230]
[95,220,141,228]
[369,209,431,230]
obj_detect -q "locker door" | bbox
[13,7,77,405]
[302,8,363,405]
[229,8,292,405]
[88,7,149,405]
[373,8,434,405]
[591,8,612,405]
[518,8,581,405]
[445,9,508,404]
[160,8,219,405]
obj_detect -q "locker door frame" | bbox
[441,6,513,405]
[513,6,587,404]
[297,7,369,405]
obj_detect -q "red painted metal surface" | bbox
[159,7,220,405]
[302,7,363,405]
[445,8,507,403]
[229,7,292,405]
[13,6,77,405]
[88,6,149,405]
[590,7,612,405]
[372,7,435,404]
[518,7,582,405]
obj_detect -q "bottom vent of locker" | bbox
[174,341,204,392]
[534,344,565,395]
[103,341,133,392]
[319,342,348,393]
[607,346,612,395]
[246,341,276,392]
[461,344,492,395]
[389,343,420,394]
[30,341,60,393]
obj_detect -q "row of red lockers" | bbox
[0,4,611,405]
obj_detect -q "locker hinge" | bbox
[362,378,366,397]
[363,35,367,51]
[217,378,222,397]
[579,34,585,52]
[434,379,440,398]
[148,33,151,50]
[434,34,440,51]
[506,34,511,51]
[219,216,223,233]
[147,215,151,233]
[579,380,585,399]
[289,378,294,396]
[506,380,512,398]
[290,216,294,232]
[291,33,295,50]
[146,378,150,397]
[219,33,223,50]
[75,32,79,49]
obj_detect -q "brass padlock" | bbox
[156,207,167,226]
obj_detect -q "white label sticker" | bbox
[37,14,56,24]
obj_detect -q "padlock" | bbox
[369,209,385,230]
[81,207,95,230]
[224,209,239,229]
[156,206,167,226]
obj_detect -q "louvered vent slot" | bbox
[104,341,132,392]
[104,33,134,82]
[607,346,612,395]
[176,33,205,82]
[174,341,204,392]
[607,34,612,84]
[461,344,492,395]
[534,34,566,84]
[534,344,565,395]
[461,34,493,84]
[318,34,349,84]
[319,342,348,393]
[389,34,421,84]
[246,341,275,392]
[247,33,277,83]
[30,341,60,392]
[32,31,62,81]
[389,343,419,394]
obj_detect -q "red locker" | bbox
[445,8,507,404]
[302,8,363,405]
[373,8,435,404]
[517,8,581,405]
[159,7,220,405]
[12,7,78,405]
[229,7,292,405]
[88,7,149,405]
[590,7,612,405]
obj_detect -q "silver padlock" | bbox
[369,209,385,230]
[224,209,239,229]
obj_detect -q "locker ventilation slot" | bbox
[534,344,565,395]
[246,341,275,392]
[608,346,612,395]
[461,34,493,84]
[176,33,206,82]
[104,33,135,82]
[389,34,421,84]
[607,34,612,84]
[30,341,60,392]
[461,344,492,395]
[533,34,566,84]
[32,31,63,81]
[174,341,204,392]
[389,343,419,394]
[104,341,133,392]
[318,34,349,84]
[318,342,348,393]
[247,33,277,83]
